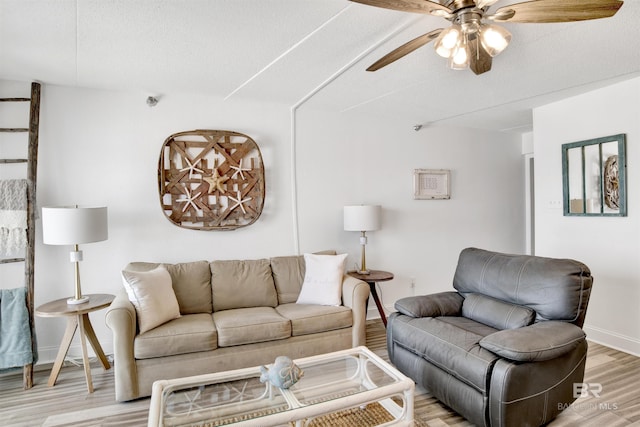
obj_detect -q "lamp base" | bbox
[356,269,371,275]
[67,295,90,305]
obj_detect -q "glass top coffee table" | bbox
[148,346,414,426]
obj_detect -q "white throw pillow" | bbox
[121,266,181,333]
[296,253,348,306]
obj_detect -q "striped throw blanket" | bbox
[0,179,28,256]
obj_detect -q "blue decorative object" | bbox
[259,356,304,389]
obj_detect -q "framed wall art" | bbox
[413,169,451,200]
[562,133,626,217]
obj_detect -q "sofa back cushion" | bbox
[164,261,212,314]
[270,251,337,304]
[453,247,593,327]
[211,259,277,311]
[462,293,535,330]
[270,255,305,304]
[124,261,213,314]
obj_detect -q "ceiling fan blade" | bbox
[468,35,492,75]
[350,0,452,15]
[367,29,443,71]
[493,0,623,23]
[475,0,500,9]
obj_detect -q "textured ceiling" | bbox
[2,0,639,133]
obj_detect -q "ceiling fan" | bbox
[351,0,624,74]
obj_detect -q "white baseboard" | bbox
[35,342,115,366]
[584,325,640,357]
[366,305,395,321]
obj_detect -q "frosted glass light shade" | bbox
[480,24,511,57]
[434,25,462,59]
[42,206,108,245]
[449,43,470,70]
[343,205,381,232]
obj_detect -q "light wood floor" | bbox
[1,320,638,426]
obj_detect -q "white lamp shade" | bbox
[343,205,381,232]
[42,206,108,245]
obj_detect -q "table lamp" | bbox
[42,206,108,305]
[344,205,381,274]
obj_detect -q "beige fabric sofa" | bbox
[105,254,370,402]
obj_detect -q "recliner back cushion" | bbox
[462,293,535,330]
[211,259,278,311]
[453,248,593,326]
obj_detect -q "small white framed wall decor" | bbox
[414,169,451,200]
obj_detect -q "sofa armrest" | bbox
[479,321,586,362]
[341,275,370,347]
[394,291,463,318]
[105,290,139,401]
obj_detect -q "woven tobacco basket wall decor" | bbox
[158,130,265,230]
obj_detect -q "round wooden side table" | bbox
[35,293,114,393]
[347,270,394,327]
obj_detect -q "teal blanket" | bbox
[0,287,36,371]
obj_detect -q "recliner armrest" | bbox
[394,291,463,318]
[479,321,586,362]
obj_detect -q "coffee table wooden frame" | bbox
[148,346,414,427]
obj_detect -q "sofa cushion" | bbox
[122,261,212,315]
[270,255,306,304]
[210,259,278,311]
[388,315,499,394]
[296,253,347,306]
[134,313,217,359]
[213,307,291,347]
[164,261,212,314]
[121,266,181,334]
[276,303,352,336]
[462,293,536,330]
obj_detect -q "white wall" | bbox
[296,108,525,308]
[1,80,526,363]
[533,76,640,356]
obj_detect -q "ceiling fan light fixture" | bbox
[354,0,624,75]
[434,25,462,58]
[480,24,511,57]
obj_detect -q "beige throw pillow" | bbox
[122,266,181,333]
[296,253,347,306]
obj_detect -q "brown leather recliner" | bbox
[387,247,593,427]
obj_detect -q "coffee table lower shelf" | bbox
[148,346,414,427]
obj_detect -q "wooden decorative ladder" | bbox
[0,82,41,389]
